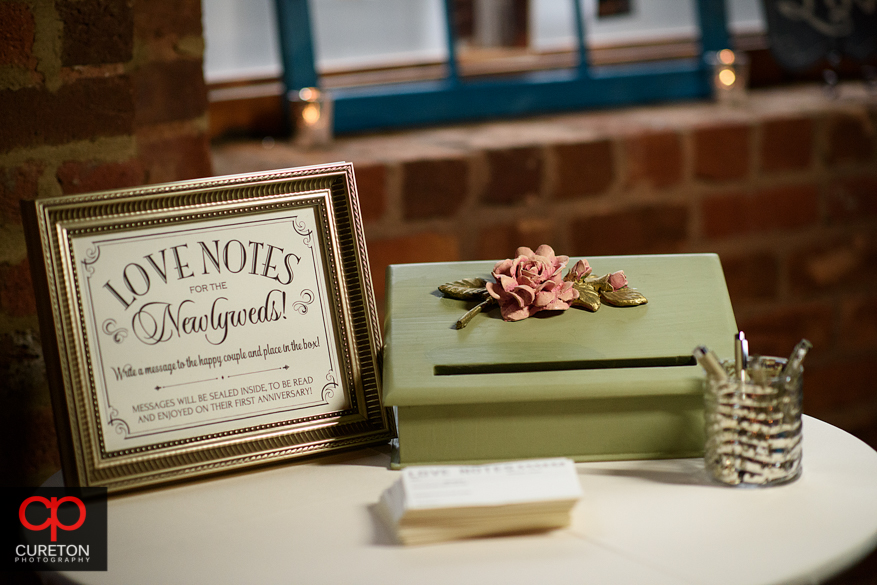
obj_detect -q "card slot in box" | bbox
[434,355,697,376]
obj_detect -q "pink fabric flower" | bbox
[486,245,579,321]
[608,270,628,290]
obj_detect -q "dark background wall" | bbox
[0,0,211,487]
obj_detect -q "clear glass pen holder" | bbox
[704,356,803,486]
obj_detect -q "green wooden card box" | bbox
[382,254,738,467]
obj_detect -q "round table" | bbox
[42,416,877,585]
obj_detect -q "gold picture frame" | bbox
[22,163,393,494]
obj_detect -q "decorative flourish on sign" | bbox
[81,246,100,276]
[438,245,647,329]
[102,319,128,344]
[291,216,313,248]
[322,371,338,400]
[107,408,130,438]
[292,289,315,315]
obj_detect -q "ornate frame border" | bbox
[22,163,392,494]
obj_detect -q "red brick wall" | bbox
[213,83,877,452]
[0,0,211,487]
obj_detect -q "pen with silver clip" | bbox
[734,331,748,383]
[693,345,728,383]
[778,338,812,389]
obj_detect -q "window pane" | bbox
[530,0,577,52]
[203,0,283,82]
[581,0,699,46]
[532,0,764,54]
[728,0,765,34]
[310,0,448,73]
[201,0,765,84]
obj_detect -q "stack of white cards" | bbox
[377,458,582,545]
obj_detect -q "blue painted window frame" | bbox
[275,0,730,134]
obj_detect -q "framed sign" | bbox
[22,163,393,493]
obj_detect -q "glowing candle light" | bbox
[289,87,333,147]
[706,50,749,104]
